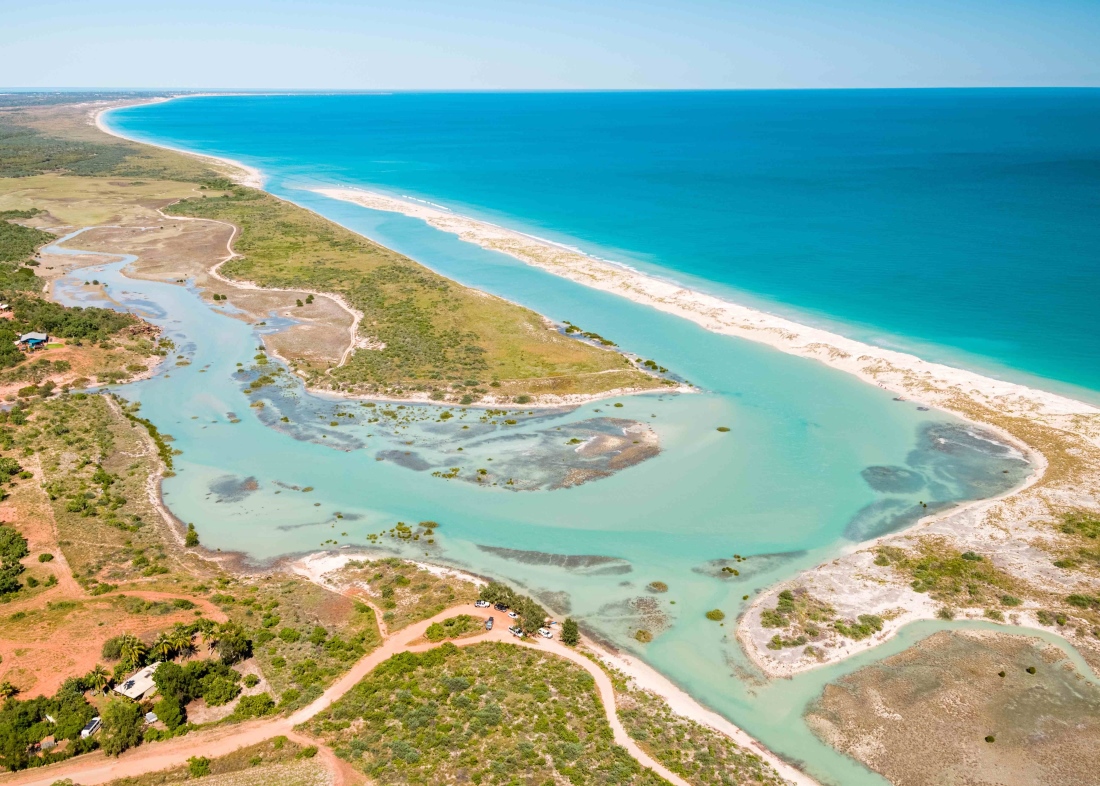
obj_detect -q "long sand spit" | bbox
[314,187,1098,425]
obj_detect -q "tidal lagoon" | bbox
[47,139,1031,782]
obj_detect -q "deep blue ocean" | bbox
[110,90,1100,401]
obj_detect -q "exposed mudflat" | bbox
[805,629,1100,786]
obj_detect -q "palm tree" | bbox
[201,627,221,656]
[0,681,19,699]
[88,664,111,694]
[120,634,147,668]
[169,626,194,659]
[151,633,175,662]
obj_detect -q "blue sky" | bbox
[4,0,1099,89]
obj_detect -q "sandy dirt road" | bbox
[0,604,691,786]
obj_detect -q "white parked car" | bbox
[537,627,553,639]
[508,625,525,638]
[474,600,490,608]
[81,717,101,739]
[507,611,519,619]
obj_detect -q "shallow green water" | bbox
[47,219,1031,784]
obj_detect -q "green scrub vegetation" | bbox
[7,295,136,340]
[0,523,29,595]
[307,642,669,786]
[333,557,479,632]
[614,680,787,786]
[878,536,1100,638]
[0,208,54,297]
[1051,510,1100,570]
[875,540,1021,611]
[209,578,382,713]
[760,588,837,651]
[0,104,216,182]
[167,186,662,400]
[0,213,52,284]
[424,614,480,642]
[0,674,99,770]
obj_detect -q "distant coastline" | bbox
[99,98,1100,425]
[94,99,265,189]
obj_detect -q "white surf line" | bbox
[312,187,1100,427]
[93,102,265,189]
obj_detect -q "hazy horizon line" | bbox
[4,86,1099,94]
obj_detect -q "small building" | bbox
[114,663,161,701]
[80,717,101,739]
[16,332,48,350]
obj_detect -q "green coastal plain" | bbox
[0,94,665,402]
[0,94,778,786]
[1,91,1098,786]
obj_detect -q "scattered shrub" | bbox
[561,618,580,646]
[188,756,211,777]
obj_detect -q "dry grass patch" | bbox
[807,629,1100,786]
[105,735,330,786]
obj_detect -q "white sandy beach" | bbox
[93,101,265,189]
[314,186,1099,425]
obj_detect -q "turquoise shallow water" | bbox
[48,195,1028,784]
[82,93,1075,783]
[108,90,1100,402]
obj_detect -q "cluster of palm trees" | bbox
[86,620,226,694]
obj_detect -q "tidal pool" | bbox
[47,211,1031,785]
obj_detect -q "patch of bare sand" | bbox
[0,452,227,698]
[61,222,354,368]
[0,596,211,698]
